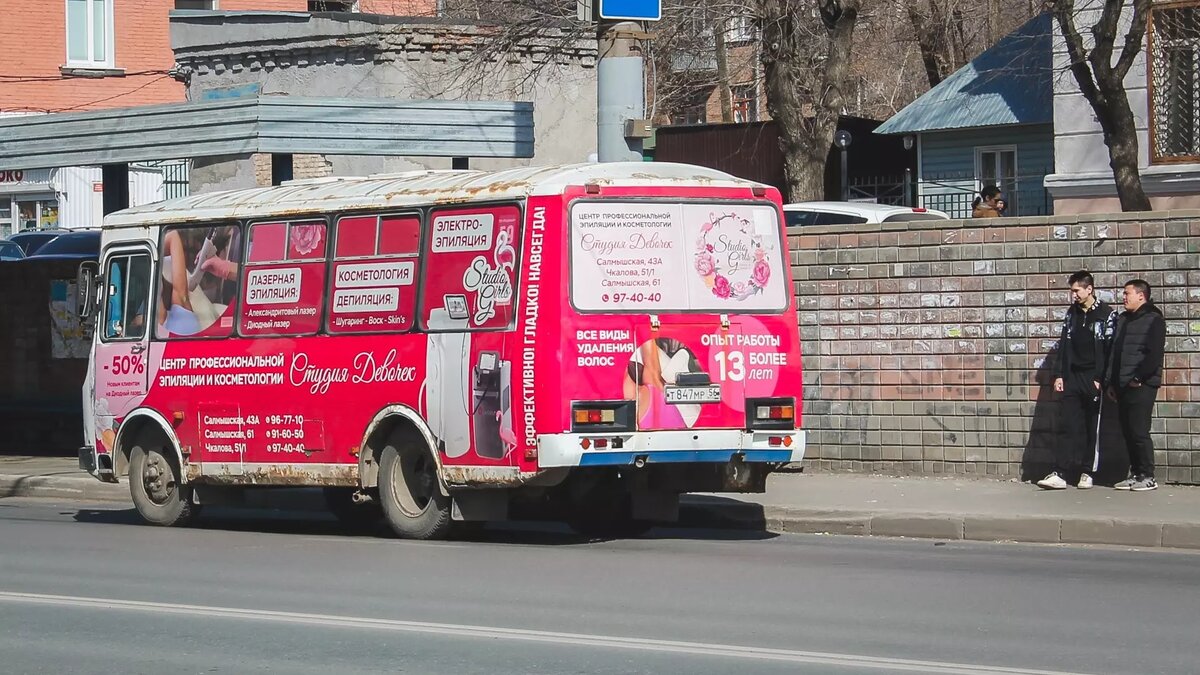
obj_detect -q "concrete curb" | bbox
[682,502,1200,550]
[0,473,126,502]
[4,472,1199,550]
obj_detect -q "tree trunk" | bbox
[760,0,861,202]
[1096,79,1153,211]
[907,2,947,88]
[714,17,735,123]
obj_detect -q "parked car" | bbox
[783,201,950,227]
[0,239,25,260]
[9,229,69,256]
[21,229,100,261]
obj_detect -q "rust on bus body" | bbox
[185,463,359,487]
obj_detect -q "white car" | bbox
[783,201,950,227]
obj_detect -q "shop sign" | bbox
[0,170,24,183]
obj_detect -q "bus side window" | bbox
[239,220,327,337]
[103,253,150,340]
[328,213,420,334]
[422,204,521,331]
[156,224,240,340]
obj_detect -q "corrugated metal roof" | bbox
[875,13,1053,135]
[0,96,534,171]
[103,162,766,228]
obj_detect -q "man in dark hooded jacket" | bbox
[1038,271,1115,490]
[1106,279,1167,491]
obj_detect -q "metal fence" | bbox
[135,160,190,201]
[846,172,912,206]
[917,169,1052,219]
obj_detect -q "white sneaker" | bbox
[1077,474,1094,489]
[1037,472,1068,490]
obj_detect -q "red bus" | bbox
[77,163,805,539]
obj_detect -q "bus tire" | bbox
[129,443,196,527]
[378,435,451,540]
[323,487,383,530]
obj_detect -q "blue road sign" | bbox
[598,0,661,21]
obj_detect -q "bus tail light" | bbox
[747,397,796,431]
[571,401,635,433]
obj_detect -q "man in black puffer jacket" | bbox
[1106,279,1167,492]
[1038,271,1116,490]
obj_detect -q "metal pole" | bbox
[597,20,645,162]
[840,148,848,201]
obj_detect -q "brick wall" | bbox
[790,211,1200,484]
[0,0,307,113]
[0,260,90,454]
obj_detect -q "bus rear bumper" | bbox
[537,429,806,468]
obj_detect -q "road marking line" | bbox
[0,591,1097,675]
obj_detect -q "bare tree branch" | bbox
[1050,0,1105,107]
[1113,0,1150,80]
[1047,0,1152,211]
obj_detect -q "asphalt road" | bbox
[0,497,1197,675]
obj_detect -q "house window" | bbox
[726,11,756,44]
[175,0,218,9]
[732,84,758,123]
[1149,2,1199,163]
[975,146,1018,214]
[671,105,707,126]
[65,0,114,67]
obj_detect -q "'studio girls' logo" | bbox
[462,226,515,325]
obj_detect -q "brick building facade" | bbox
[0,0,313,114]
[790,210,1200,484]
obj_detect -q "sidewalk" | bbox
[4,456,1199,549]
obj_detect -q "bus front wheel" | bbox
[378,435,451,540]
[129,443,197,527]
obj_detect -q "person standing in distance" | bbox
[1038,271,1115,490]
[1106,279,1167,491]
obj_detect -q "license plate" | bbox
[665,385,722,404]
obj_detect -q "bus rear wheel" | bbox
[378,435,451,540]
[129,443,197,527]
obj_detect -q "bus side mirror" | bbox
[76,261,100,323]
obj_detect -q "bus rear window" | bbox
[329,213,421,334]
[240,220,327,336]
[570,202,788,313]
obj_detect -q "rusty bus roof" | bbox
[103,162,769,228]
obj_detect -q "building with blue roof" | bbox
[875,13,1054,218]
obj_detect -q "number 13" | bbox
[715,351,745,382]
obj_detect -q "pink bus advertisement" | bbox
[78,163,804,539]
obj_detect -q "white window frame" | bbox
[974,145,1019,212]
[726,11,756,44]
[64,0,115,69]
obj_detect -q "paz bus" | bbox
[76,163,805,539]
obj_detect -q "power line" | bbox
[0,69,173,83]
[0,73,177,114]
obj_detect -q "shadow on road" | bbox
[71,496,776,546]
